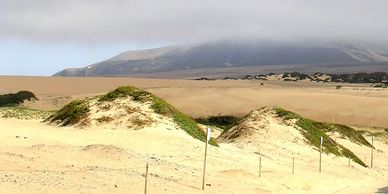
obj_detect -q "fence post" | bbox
[202,128,210,190]
[259,157,262,177]
[319,137,323,173]
[371,136,374,168]
[144,163,149,194]
[292,157,295,174]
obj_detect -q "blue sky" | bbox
[0,40,166,76]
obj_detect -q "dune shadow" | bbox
[376,186,388,194]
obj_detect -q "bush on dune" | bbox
[274,107,368,167]
[196,115,242,132]
[46,99,90,126]
[0,91,37,107]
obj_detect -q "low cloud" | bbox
[1,0,387,44]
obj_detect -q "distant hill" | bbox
[54,40,388,78]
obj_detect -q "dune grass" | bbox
[47,99,90,126]
[0,107,54,120]
[274,107,368,167]
[100,86,218,146]
[99,86,150,102]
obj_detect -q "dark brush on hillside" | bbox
[0,91,37,107]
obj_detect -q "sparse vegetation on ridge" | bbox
[0,107,54,120]
[325,124,372,147]
[274,107,368,167]
[46,99,90,126]
[99,86,150,102]
[102,86,218,146]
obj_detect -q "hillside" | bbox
[54,40,388,78]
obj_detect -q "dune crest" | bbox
[219,107,371,166]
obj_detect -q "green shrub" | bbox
[47,99,90,126]
[196,115,242,131]
[0,91,37,107]
[274,107,367,167]
[326,124,372,147]
[151,98,171,115]
[341,146,367,167]
[99,86,150,102]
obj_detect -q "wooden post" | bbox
[292,157,295,174]
[371,136,374,168]
[202,128,210,190]
[259,157,262,177]
[319,137,323,173]
[144,163,149,194]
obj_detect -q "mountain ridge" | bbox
[54,40,388,78]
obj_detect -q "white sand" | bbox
[0,117,387,194]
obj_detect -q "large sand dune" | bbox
[1,76,388,128]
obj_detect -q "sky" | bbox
[0,0,387,76]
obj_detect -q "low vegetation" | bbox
[0,91,37,107]
[359,130,388,143]
[219,71,388,84]
[196,115,242,132]
[282,72,311,80]
[129,115,153,129]
[49,86,218,146]
[96,116,114,123]
[102,86,218,145]
[274,107,369,167]
[325,124,372,147]
[0,107,54,120]
[99,86,150,102]
[46,99,90,126]
[331,72,388,84]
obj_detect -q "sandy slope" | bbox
[1,76,388,128]
[0,117,387,194]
